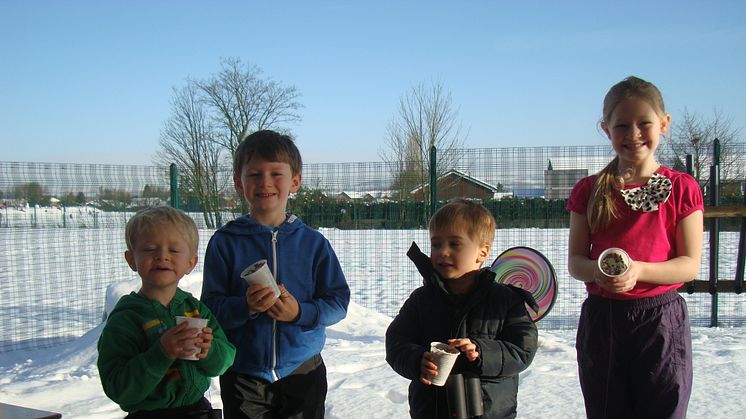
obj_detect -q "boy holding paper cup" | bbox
[201,130,350,418]
[97,206,236,418]
[386,199,538,419]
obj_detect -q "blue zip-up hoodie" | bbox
[201,214,350,382]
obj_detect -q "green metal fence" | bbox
[1,144,745,353]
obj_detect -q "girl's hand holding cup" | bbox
[596,248,638,293]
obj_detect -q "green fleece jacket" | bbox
[97,288,236,413]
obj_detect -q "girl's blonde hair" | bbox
[588,76,666,232]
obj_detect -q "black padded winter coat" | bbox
[385,242,539,419]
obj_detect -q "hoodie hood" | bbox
[220,213,302,236]
[108,288,197,320]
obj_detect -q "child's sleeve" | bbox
[201,235,252,330]
[294,239,350,329]
[195,302,236,376]
[385,293,427,381]
[566,176,593,215]
[96,316,175,406]
[472,290,538,379]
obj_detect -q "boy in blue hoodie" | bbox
[201,130,350,418]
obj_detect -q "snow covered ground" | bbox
[1,209,745,417]
[1,273,746,418]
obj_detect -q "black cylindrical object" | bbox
[446,373,484,418]
[464,373,484,417]
[446,374,468,419]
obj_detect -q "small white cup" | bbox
[429,342,460,386]
[241,259,281,300]
[598,248,631,277]
[175,316,209,360]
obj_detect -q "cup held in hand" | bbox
[175,316,209,360]
[598,248,631,277]
[241,259,281,300]
[429,341,460,386]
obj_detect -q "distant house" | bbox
[410,169,499,201]
[335,191,390,204]
[128,197,167,208]
[512,187,546,199]
[544,160,587,199]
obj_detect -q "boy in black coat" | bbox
[386,199,538,419]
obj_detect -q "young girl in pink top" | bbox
[567,76,704,419]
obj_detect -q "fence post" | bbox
[170,164,179,210]
[709,139,720,327]
[736,176,746,294]
[430,145,437,217]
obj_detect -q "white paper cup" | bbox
[598,248,631,277]
[175,316,209,360]
[240,259,281,300]
[429,342,460,386]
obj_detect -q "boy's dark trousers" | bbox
[220,355,327,419]
[124,397,221,419]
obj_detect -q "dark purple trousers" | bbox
[576,291,692,419]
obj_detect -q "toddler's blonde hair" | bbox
[125,206,199,255]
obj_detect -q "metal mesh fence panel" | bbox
[1,143,745,352]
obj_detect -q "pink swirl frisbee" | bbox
[490,247,558,322]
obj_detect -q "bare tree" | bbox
[379,81,467,201]
[158,58,304,220]
[666,108,743,186]
[196,57,303,158]
[156,84,227,228]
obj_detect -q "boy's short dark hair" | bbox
[429,199,496,246]
[125,206,199,255]
[233,130,303,177]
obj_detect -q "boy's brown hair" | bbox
[125,206,199,255]
[232,130,303,178]
[429,198,496,246]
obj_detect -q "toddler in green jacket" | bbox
[97,206,236,419]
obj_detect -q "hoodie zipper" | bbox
[271,229,280,381]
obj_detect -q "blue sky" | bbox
[1,1,744,165]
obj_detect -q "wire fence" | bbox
[1,144,745,352]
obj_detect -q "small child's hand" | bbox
[159,321,201,359]
[267,285,300,322]
[246,284,279,315]
[594,262,639,293]
[419,351,438,385]
[448,338,479,362]
[194,326,213,359]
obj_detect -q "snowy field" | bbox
[1,273,746,418]
[1,206,745,417]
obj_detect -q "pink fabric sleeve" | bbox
[566,176,595,215]
[673,173,704,221]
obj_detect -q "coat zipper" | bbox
[271,229,280,381]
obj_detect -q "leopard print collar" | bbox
[619,172,672,212]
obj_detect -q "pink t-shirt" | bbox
[566,165,703,300]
